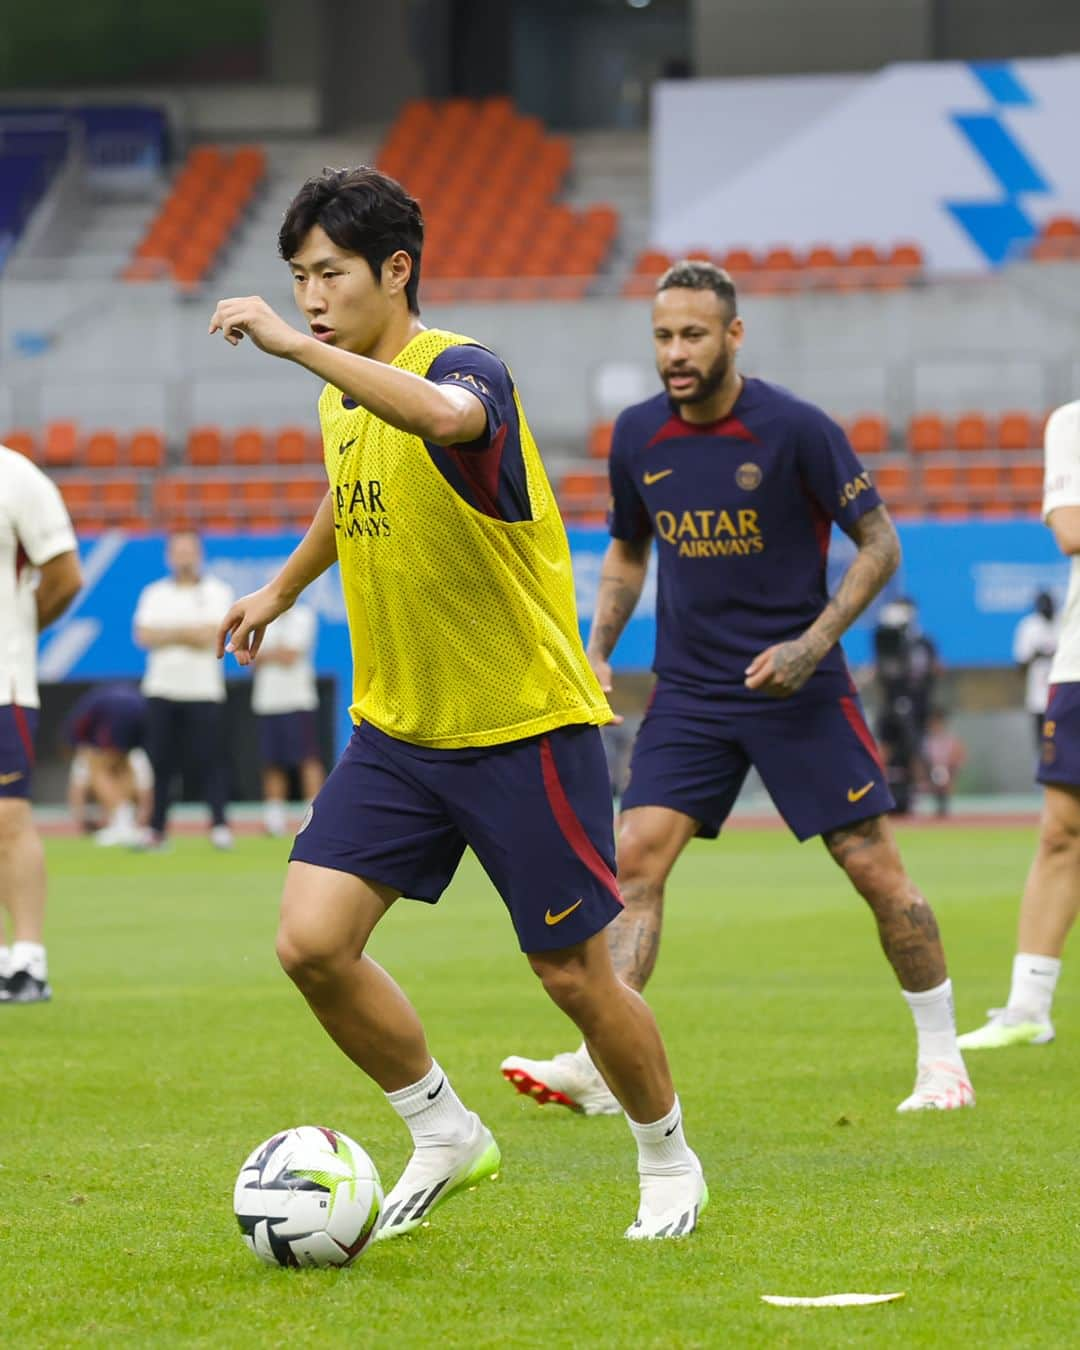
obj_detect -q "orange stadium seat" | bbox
[187,426,224,466]
[922,463,958,498]
[719,248,755,276]
[588,422,614,459]
[231,428,267,465]
[996,411,1036,450]
[870,463,911,504]
[848,414,889,456]
[953,413,990,452]
[908,414,946,454]
[963,462,1001,500]
[59,477,95,515]
[273,426,312,465]
[1009,463,1044,493]
[84,430,121,468]
[42,420,79,467]
[2,429,36,458]
[1042,215,1080,240]
[129,429,165,468]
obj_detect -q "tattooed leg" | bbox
[609,806,700,991]
[823,815,947,991]
[606,877,664,991]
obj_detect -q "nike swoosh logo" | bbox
[338,436,358,454]
[664,1116,681,1137]
[545,899,584,926]
[847,781,874,803]
[426,1078,445,1101]
[0,771,25,786]
[643,470,673,486]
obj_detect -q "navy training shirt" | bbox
[423,344,532,522]
[608,376,883,704]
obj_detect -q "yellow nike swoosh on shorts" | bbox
[0,771,26,786]
[847,781,874,803]
[545,899,584,926]
[643,470,673,486]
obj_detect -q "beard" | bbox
[662,349,730,406]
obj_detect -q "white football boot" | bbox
[957,1006,1055,1049]
[626,1153,708,1240]
[896,1058,975,1112]
[500,1047,622,1116]
[375,1113,500,1240]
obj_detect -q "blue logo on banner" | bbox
[945,62,1050,266]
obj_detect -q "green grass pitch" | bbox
[4,825,1078,1348]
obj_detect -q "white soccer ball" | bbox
[233,1126,382,1267]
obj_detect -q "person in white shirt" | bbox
[1012,590,1059,749]
[251,603,325,837]
[960,400,1080,1050]
[0,445,82,1004]
[133,530,234,849]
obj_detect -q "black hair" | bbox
[657,259,737,317]
[279,166,424,314]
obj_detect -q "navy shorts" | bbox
[258,710,320,769]
[67,686,147,753]
[1038,683,1080,787]
[622,685,894,842]
[0,705,39,799]
[290,720,624,952]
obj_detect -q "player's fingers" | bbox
[247,625,268,661]
[225,613,254,657]
[216,606,242,658]
[609,711,625,726]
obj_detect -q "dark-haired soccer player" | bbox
[210,168,706,1240]
[502,260,974,1114]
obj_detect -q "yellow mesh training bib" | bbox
[318,328,611,748]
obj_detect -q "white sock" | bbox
[111,801,136,829]
[386,1059,473,1147]
[10,941,47,981]
[902,978,960,1063]
[1007,952,1061,1022]
[0,945,11,978]
[264,800,288,833]
[626,1095,696,1175]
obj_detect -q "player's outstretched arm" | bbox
[746,504,900,698]
[217,492,337,667]
[586,537,651,724]
[208,296,485,447]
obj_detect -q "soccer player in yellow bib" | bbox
[211,167,705,1241]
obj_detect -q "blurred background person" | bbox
[65,683,152,846]
[872,596,940,814]
[1013,589,1059,750]
[250,602,324,836]
[921,709,967,819]
[133,530,234,850]
[0,444,81,1004]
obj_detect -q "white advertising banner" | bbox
[652,58,1080,274]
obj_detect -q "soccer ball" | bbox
[233,1126,382,1267]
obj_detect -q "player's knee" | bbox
[527,950,593,1017]
[841,848,906,905]
[1039,811,1080,860]
[275,918,342,987]
[0,799,31,848]
[616,825,668,892]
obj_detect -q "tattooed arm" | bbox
[587,535,652,723]
[745,504,901,698]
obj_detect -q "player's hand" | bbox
[208,296,303,359]
[588,650,624,725]
[744,638,822,698]
[217,586,293,666]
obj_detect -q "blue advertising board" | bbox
[41,521,1068,752]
